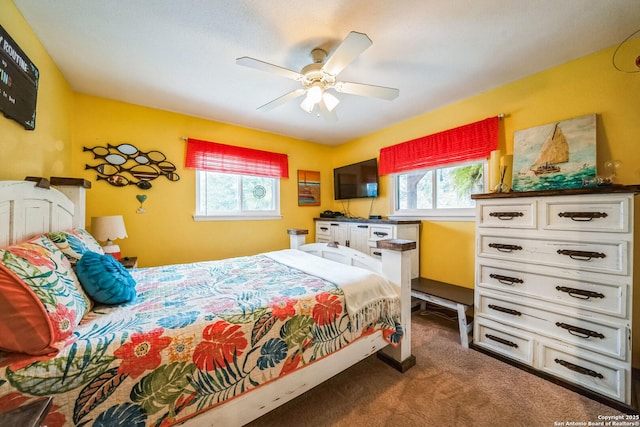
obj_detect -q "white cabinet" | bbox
[347,223,371,253]
[472,190,636,405]
[316,222,348,245]
[315,219,420,278]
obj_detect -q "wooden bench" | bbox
[411,277,474,348]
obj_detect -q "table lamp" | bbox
[91,215,128,260]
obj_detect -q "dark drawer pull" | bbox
[557,249,606,261]
[485,334,518,348]
[320,227,329,232]
[330,223,340,226]
[489,273,524,285]
[357,225,369,228]
[555,322,605,339]
[558,211,608,222]
[489,211,524,220]
[555,286,605,300]
[554,358,604,379]
[372,251,382,256]
[488,243,523,253]
[488,304,521,316]
[373,231,389,237]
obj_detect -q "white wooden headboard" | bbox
[0,180,84,248]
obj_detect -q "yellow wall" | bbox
[333,45,640,289]
[0,0,74,179]
[71,94,333,267]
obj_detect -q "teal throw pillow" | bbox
[76,251,136,304]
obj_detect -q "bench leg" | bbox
[456,303,470,348]
[412,289,473,348]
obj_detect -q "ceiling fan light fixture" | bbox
[307,84,323,103]
[322,92,340,112]
[238,31,399,117]
[300,96,315,113]
[300,83,325,113]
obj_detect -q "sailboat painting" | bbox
[512,114,596,191]
[298,170,321,206]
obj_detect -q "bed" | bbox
[0,180,415,426]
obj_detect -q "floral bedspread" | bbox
[0,250,402,426]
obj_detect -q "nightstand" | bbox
[119,256,138,269]
[0,397,52,427]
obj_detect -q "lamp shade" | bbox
[91,216,128,242]
[91,216,128,260]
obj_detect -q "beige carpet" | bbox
[247,311,632,427]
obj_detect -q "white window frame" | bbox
[388,160,488,222]
[193,170,282,221]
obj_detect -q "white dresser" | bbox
[472,188,637,406]
[315,218,420,278]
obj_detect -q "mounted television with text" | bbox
[333,158,379,200]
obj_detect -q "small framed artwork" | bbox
[298,170,320,206]
[512,114,596,192]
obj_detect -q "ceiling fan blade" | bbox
[236,56,303,81]
[318,99,338,122]
[334,81,399,100]
[322,31,372,76]
[257,89,306,111]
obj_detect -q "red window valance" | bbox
[378,116,499,175]
[185,138,289,178]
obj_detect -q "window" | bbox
[380,117,498,221]
[391,160,486,220]
[185,138,288,221]
[195,171,280,220]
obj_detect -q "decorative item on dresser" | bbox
[471,185,640,410]
[315,217,420,279]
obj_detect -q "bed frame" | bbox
[0,180,415,427]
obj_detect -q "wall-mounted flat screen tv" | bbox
[333,158,379,200]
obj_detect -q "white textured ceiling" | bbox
[12,0,640,145]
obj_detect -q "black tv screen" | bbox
[333,158,379,200]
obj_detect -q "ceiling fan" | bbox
[236,31,399,121]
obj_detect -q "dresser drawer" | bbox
[477,291,627,359]
[368,225,394,249]
[316,223,331,239]
[542,196,630,233]
[369,225,394,240]
[478,263,628,318]
[478,234,628,275]
[538,341,628,403]
[477,200,537,229]
[369,247,383,259]
[474,318,534,365]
